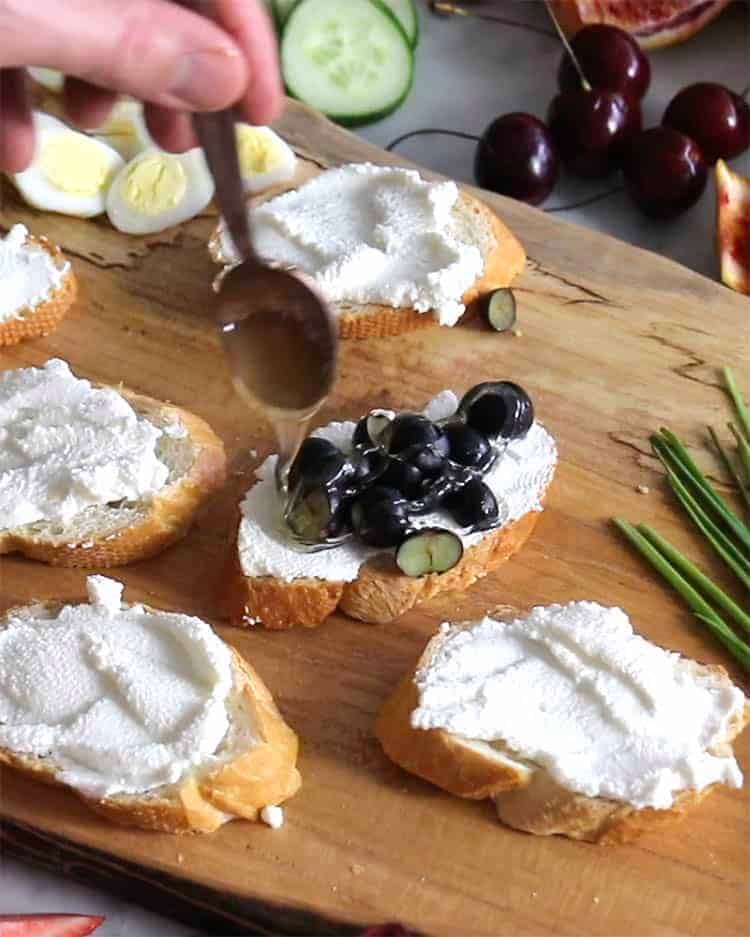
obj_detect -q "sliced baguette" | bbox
[0,599,301,834]
[209,186,526,340]
[0,234,77,347]
[221,506,543,630]
[375,626,750,844]
[0,389,226,568]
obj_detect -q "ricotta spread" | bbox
[0,358,169,530]
[237,390,557,583]
[217,163,486,326]
[0,577,237,798]
[0,225,69,322]
[411,602,746,810]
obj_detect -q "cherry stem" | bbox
[428,2,556,37]
[741,81,750,100]
[386,128,481,151]
[546,186,624,213]
[544,3,592,92]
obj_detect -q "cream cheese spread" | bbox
[237,390,557,583]
[0,358,169,530]
[0,225,69,322]
[217,163,486,326]
[411,602,746,810]
[0,577,236,799]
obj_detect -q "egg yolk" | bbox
[40,133,114,196]
[122,154,186,215]
[237,126,279,174]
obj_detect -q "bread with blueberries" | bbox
[221,383,557,629]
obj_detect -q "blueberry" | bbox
[380,458,424,499]
[352,417,371,448]
[460,382,534,440]
[386,414,444,453]
[354,449,389,486]
[286,482,347,543]
[402,442,449,478]
[353,410,393,450]
[396,528,464,577]
[288,437,348,494]
[443,422,492,468]
[443,479,499,530]
[351,488,410,548]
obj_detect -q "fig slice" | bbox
[547,0,731,49]
[716,159,750,296]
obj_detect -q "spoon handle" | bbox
[171,0,255,260]
[192,109,255,260]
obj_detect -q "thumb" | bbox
[0,0,248,111]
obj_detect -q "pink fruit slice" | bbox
[0,916,105,937]
[716,159,750,295]
[547,0,731,49]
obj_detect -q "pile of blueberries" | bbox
[284,381,534,577]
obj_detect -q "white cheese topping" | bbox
[0,577,237,799]
[238,391,557,583]
[0,358,169,530]
[0,225,69,322]
[217,163,486,326]
[412,602,746,810]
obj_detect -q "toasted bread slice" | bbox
[0,598,301,834]
[209,186,526,340]
[376,621,750,844]
[0,233,77,347]
[0,389,226,567]
[221,386,555,630]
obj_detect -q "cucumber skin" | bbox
[386,0,419,48]
[282,0,415,127]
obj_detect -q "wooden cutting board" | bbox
[1,99,749,937]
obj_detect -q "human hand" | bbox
[0,0,282,172]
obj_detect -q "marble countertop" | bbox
[3,3,748,934]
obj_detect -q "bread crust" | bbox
[375,641,750,844]
[0,235,77,347]
[0,389,227,568]
[209,190,526,340]
[0,604,301,835]
[223,502,542,630]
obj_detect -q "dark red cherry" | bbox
[622,127,708,220]
[662,83,750,164]
[547,89,641,178]
[558,25,651,100]
[474,113,559,205]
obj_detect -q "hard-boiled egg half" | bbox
[106,147,214,234]
[10,113,124,217]
[235,124,296,193]
[88,99,154,161]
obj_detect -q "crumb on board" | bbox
[512,327,523,337]
[350,864,364,876]
[176,853,184,864]
[636,484,650,495]
[593,897,600,905]
[261,805,284,829]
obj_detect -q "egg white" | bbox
[28,67,64,92]
[89,99,154,161]
[106,147,215,235]
[10,113,125,218]
[236,125,297,194]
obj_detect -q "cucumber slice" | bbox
[281,0,414,126]
[381,0,419,47]
[272,0,298,28]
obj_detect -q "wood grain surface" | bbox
[1,99,749,937]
